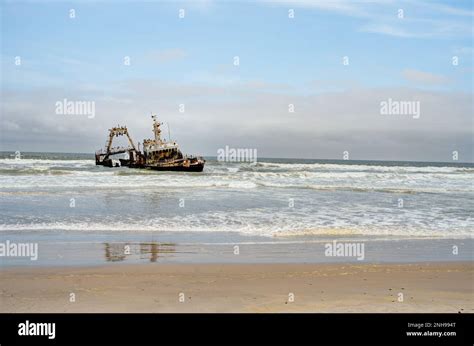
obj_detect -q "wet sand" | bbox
[1,262,472,313]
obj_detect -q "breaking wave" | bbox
[0,157,472,194]
[1,155,472,239]
[0,219,471,238]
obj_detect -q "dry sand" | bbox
[1,262,472,313]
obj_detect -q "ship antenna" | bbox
[167,122,171,142]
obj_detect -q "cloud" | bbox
[263,0,473,18]
[1,80,472,162]
[145,49,188,63]
[359,23,432,38]
[414,0,474,17]
[261,0,473,39]
[402,69,449,85]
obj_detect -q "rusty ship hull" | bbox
[145,162,204,172]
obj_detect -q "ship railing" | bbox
[97,146,135,154]
[184,155,204,161]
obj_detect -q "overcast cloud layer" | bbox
[2,80,472,162]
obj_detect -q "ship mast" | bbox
[151,115,162,145]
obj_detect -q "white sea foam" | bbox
[1,168,471,194]
[0,220,471,238]
[1,157,472,239]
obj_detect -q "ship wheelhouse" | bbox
[143,116,186,164]
[145,146,184,163]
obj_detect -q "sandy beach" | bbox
[1,262,472,313]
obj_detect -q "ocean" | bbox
[0,152,472,265]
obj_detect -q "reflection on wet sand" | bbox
[104,242,175,262]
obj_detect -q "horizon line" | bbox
[0,150,472,165]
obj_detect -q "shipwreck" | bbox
[95,115,205,172]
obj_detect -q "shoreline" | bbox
[1,262,472,313]
[0,234,471,266]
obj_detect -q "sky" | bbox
[1,0,473,162]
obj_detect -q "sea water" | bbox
[0,152,472,265]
